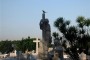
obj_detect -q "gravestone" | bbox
[33,38,40,54]
[54,37,64,60]
[55,45,64,60]
[10,50,17,57]
[79,52,86,60]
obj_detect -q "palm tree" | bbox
[66,26,78,46]
[65,20,70,28]
[54,17,67,34]
[76,16,85,28]
[85,19,90,34]
[52,32,59,39]
[54,17,81,60]
[53,16,90,60]
[54,17,64,28]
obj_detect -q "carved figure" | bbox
[40,11,52,45]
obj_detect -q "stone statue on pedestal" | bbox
[40,10,52,45]
[39,10,52,58]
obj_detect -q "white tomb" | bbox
[10,50,17,57]
[79,52,86,60]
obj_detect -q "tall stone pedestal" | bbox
[38,40,49,59]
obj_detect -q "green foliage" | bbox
[12,37,36,53]
[52,32,59,38]
[0,36,36,53]
[0,40,13,54]
[53,16,90,60]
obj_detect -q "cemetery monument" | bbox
[54,38,64,60]
[39,10,52,58]
[39,11,64,60]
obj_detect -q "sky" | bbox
[0,0,90,40]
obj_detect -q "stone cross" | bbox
[33,38,40,54]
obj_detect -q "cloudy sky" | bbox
[0,0,90,40]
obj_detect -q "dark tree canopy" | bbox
[53,16,90,60]
[0,36,36,53]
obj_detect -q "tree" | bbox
[52,32,59,39]
[0,36,36,53]
[13,37,36,53]
[53,16,90,60]
[85,18,90,34]
[0,40,13,54]
[76,16,85,28]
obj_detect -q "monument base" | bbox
[38,52,49,60]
